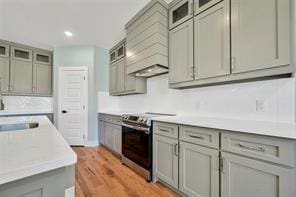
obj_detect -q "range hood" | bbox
[134,65,168,78]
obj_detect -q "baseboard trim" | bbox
[85,140,99,147]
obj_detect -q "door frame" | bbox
[58,66,88,146]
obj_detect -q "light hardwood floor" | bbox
[73,146,179,197]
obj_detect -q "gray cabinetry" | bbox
[113,125,122,155]
[104,122,114,150]
[169,0,193,30]
[179,141,219,197]
[231,0,290,74]
[0,39,53,96]
[153,134,179,189]
[10,60,33,94]
[153,120,296,197]
[0,42,10,93]
[168,0,293,89]
[169,18,194,84]
[194,1,230,79]
[221,152,294,197]
[109,39,147,96]
[109,62,117,94]
[98,121,105,145]
[98,113,122,155]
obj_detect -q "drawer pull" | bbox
[159,128,170,133]
[238,143,265,152]
[188,134,205,140]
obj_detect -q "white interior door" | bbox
[58,67,88,146]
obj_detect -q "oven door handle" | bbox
[122,123,150,134]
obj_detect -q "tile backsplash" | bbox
[98,75,295,123]
[2,96,53,112]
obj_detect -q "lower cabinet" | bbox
[98,121,105,145]
[221,152,295,197]
[153,134,179,189]
[104,123,114,150]
[98,114,122,155]
[153,121,296,197]
[113,125,122,155]
[179,141,219,197]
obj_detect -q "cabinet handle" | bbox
[231,57,236,71]
[174,144,179,156]
[238,143,266,152]
[32,87,35,92]
[220,157,225,173]
[188,134,205,140]
[190,66,194,78]
[159,128,170,133]
[6,86,9,91]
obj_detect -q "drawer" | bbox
[180,125,219,149]
[153,121,178,139]
[112,116,122,126]
[221,133,296,167]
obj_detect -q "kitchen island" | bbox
[0,116,77,197]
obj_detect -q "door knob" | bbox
[61,110,68,114]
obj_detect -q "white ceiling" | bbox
[0,0,171,50]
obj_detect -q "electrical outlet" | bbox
[256,100,265,112]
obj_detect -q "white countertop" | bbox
[0,116,77,185]
[152,115,296,140]
[0,110,53,116]
[98,110,145,116]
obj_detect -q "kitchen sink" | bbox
[0,123,39,132]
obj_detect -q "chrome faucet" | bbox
[0,77,5,110]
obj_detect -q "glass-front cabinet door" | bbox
[0,43,9,58]
[34,51,52,65]
[194,0,222,14]
[110,50,117,63]
[11,46,32,62]
[116,44,125,60]
[169,0,194,30]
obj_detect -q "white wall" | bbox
[99,75,295,123]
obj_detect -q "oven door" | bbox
[122,123,152,170]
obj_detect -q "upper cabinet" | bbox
[231,0,290,74]
[169,19,194,84]
[0,39,53,96]
[109,39,147,96]
[169,0,194,30]
[194,0,230,80]
[125,0,169,77]
[168,0,292,89]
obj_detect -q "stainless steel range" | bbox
[121,113,173,182]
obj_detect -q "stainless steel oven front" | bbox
[121,121,153,182]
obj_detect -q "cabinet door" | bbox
[0,43,9,58]
[169,19,194,84]
[194,0,222,14]
[153,134,179,189]
[10,60,33,94]
[33,64,52,95]
[105,123,114,150]
[169,0,194,30]
[116,58,125,92]
[0,57,10,93]
[231,0,290,74]
[194,1,230,80]
[113,125,122,155]
[99,121,105,145]
[116,44,125,60]
[11,46,32,62]
[109,62,117,94]
[33,51,52,65]
[221,152,294,197]
[179,142,219,197]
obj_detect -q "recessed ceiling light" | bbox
[64,31,73,37]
